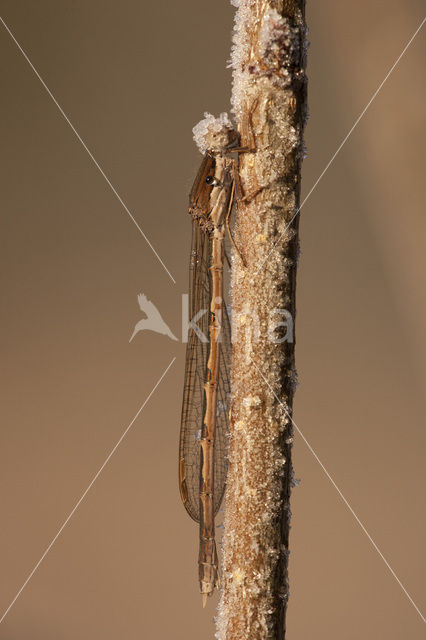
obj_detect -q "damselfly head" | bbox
[193,112,237,155]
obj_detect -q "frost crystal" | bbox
[229,3,305,116]
[242,395,262,410]
[258,9,299,84]
[192,112,236,154]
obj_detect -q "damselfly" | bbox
[179,111,259,605]
[179,149,234,606]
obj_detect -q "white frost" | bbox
[192,112,235,154]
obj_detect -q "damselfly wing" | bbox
[179,153,232,523]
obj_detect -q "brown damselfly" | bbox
[179,111,258,605]
[179,149,234,606]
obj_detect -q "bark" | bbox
[216,1,307,638]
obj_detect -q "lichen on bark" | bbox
[216,1,307,638]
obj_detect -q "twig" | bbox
[216,1,307,638]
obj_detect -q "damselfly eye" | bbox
[205,175,215,185]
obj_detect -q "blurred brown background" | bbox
[0,1,425,638]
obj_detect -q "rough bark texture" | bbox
[216,1,307,638]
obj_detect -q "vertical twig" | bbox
[216,1,307,638]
